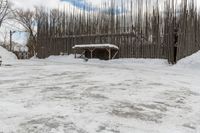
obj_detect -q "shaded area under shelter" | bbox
[72,44,119,60]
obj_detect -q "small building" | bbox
[72,44,119,60]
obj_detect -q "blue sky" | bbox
[61,0,97,11]
[11,0,105,10]
[61,0,124,14]
[10,0,123,13]
[9,0,200,10]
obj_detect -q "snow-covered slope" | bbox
[0,46,17,64]
[176,51,200,69]
[46,55,169,68]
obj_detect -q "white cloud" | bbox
[10,0,61,10]
[0,20,26,45]
[9,0,200,12]
[10,0,105,10]
[9,0,121,10]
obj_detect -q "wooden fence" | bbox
[36,0,200,64]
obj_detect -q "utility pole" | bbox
[10,30,12,51]
[10,30,16,51]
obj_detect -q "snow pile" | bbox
[38,50,200,70]
[176,51,200,69]
[46,55,169,69]
[0,46,17,64]
[45,55,81,63]
[110,58,168,66]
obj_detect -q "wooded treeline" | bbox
[37,0,200,64]
[0,0,9,27]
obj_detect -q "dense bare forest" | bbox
[36,0,200,64]
[0,0,9,27]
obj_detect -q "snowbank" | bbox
[38,50,200,70]
[0,46,17,64]
[45,55,82,63]
[110,58,169,66]
[176,51,200,69]
[45,54,169,69]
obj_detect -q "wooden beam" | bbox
[74,50,77,58]
[112,50,119,59]
[109,48,111,60]
[80,50,86,58]
[106,48,111,60]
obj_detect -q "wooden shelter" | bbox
[72,44,119,60]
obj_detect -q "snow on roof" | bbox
[72,44,119,50]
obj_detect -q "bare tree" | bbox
[14,8,38,57]
[1,28,8,45]
[0,0,9,27]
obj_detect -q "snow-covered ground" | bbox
[0,46,200,133]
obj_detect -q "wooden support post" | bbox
[112,50,119,59]
[106,48,111,60]
[91,50,93,58]
[109,48,111,60]
[79,50,86,58]
[173,46,178,64]
[90,49,95,59]
[74,50,77,58]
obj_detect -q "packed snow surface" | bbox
[0,49,200,133]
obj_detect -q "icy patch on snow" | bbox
[0,46,17,64]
